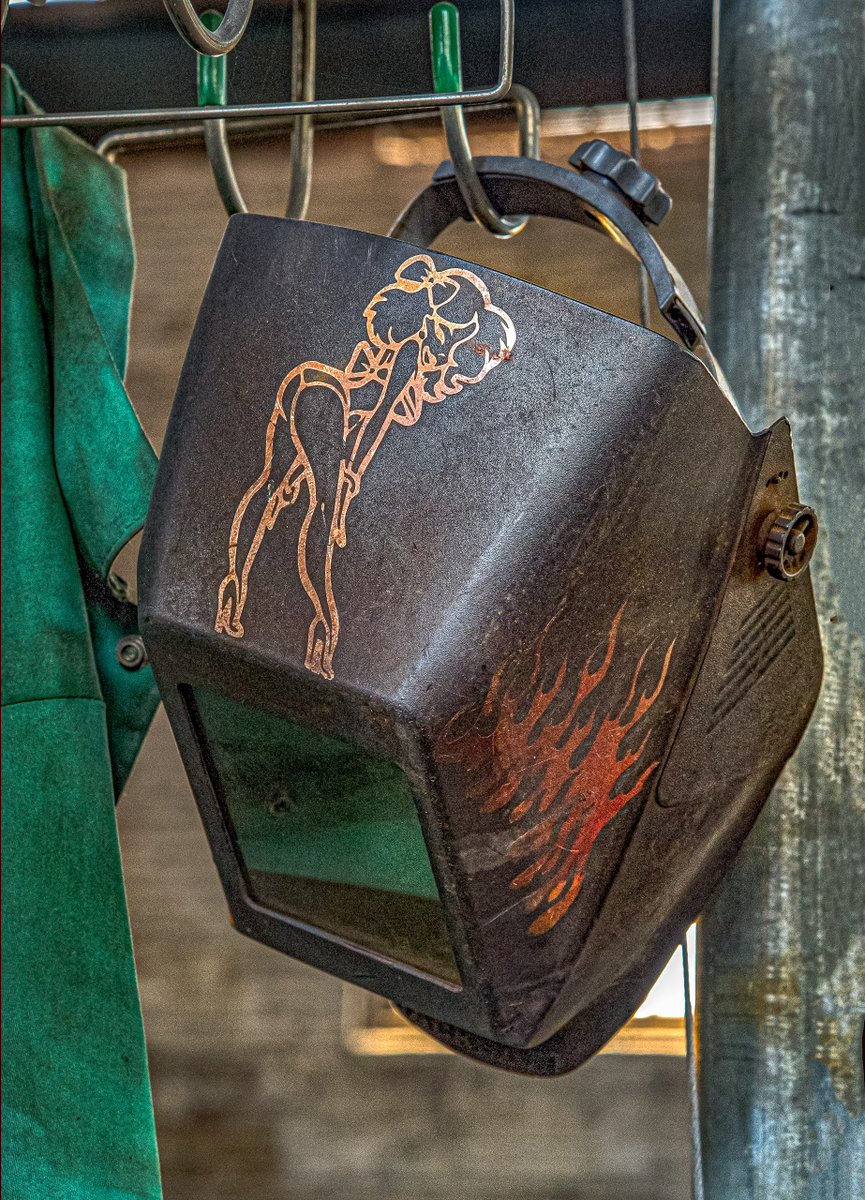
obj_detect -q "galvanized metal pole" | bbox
[699,1,865,1196]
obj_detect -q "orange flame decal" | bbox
[445,608,674,935]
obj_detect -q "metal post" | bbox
[699,1,865,1196]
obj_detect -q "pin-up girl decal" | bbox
[215,254,516,679]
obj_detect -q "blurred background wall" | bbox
[113,112,711,1200]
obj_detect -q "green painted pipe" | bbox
[197,11,228,107]
[429,3,462,94]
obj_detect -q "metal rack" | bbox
[0,1,716,1194]
[0,0,514,128]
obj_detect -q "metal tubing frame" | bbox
[94,94,532,162]
[0,0,514,129]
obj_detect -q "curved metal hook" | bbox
[431,3,538,239]
[198,2,315,219]
[163,0,255,56]
[286,0,316,219]
[440,83,540,237]
[506,85,541,161]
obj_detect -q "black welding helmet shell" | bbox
[139,149,821,1075]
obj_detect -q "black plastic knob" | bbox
[762,504,818,581]
[569,139,672,226]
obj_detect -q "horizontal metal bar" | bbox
[95,96,529,160]
[0,85,509,129]
[2,0,513,129]
[95,96,715,163]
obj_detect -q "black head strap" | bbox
[389,154,731,395]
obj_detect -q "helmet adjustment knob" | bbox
[569,139,672,226]
[762,504,819,580]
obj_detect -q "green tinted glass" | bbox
[187,686,460,984]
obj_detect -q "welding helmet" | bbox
[139,143,821,1075]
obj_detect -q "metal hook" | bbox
[430,2,538,238]
[287,0,316,219]
[197,2,315,219]
[163,0,255,56]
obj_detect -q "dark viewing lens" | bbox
[187,686,461,985]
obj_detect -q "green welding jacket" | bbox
[1,68,163,1200]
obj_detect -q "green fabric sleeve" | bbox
[2,701,163,1200]
[32,88,157,577]
[2,66,163,1200]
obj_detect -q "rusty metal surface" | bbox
[699,0,865,1194]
